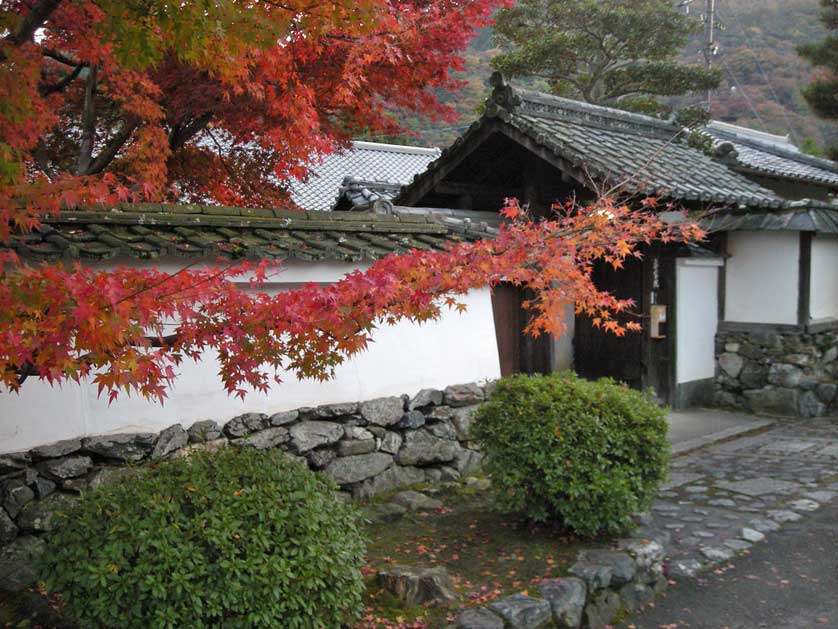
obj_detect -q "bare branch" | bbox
[75,64,97,175]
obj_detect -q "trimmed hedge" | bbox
[40,447,366,628]
[472,372,669,536]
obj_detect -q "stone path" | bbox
[638,416,838,579]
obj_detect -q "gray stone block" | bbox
[29,439,82,461]
[378,566,458,608]
[0,536,45,593]
[324,452,393,485]
[444,383,485,407]
[718,353,744,378]
[395,430,460,466]
[187,419,222,443]
[456,608,504,629]
[37,455,93,480]
[82,432,157,462]
[359,397,405,426]
[537,577,586,628]
[409,388,444,410]
[489,594,552,629]
[289,421,344,453]
[151,424,188,459]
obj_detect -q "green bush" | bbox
[472,372,669,537]
[40,447,366,628]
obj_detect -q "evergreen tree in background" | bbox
[491,0,720,116]
[798,0,838,157]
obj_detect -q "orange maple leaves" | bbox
[0,197,704,402]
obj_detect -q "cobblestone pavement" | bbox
[638,417,838,578]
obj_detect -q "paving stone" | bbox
[661,473,704,491]
[748,517,781,533]
[668,558,704,578]
[741,527,766,543]
[708,498,737,507]
[803,490,836,503]
[723,539,752,552]
[787,498,820,512]
[767,509,803,523]
[758,440,819,455]
[694,531,715,539]
[716,478,800,497]
[700,546,735,562]
[685,485,708,493]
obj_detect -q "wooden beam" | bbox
[798,231,812,327]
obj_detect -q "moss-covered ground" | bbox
[355,482,599,628]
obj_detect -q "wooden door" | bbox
[492,283,552,377]
[574,257,645,389]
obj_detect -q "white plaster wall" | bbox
[0,259,501,453]
[676,259,722,384]
[810,234,838,321]
[725,231,799,325]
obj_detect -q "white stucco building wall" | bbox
[810,234,838,322]
[676,258,722,384]
[725,231,800,325]
[0,260,501,453]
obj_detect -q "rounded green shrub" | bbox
[472,372,669,537]
[40,447,366,628]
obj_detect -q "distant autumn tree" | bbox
[799,0,838,157]
[491,0,720,115]
[0,1,704,402]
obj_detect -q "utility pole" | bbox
[703,0,717,113]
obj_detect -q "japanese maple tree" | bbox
[0,0,704,401]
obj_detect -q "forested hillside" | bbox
[391,0,836,153]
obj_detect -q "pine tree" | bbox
[491,0,720,116]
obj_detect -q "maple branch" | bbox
[86,121,138,175]
[40,62,84,96]
[75,64,97,176]
[169,112,214,151]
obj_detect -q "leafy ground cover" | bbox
[355,481,601,628]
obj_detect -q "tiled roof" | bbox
[335,177,403,211]
[703,199,838,234]
[289,141,441,211]
[9,203,493,263]
[397,74,785,209]
[706,121,838,187]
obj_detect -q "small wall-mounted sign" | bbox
[650,304,667,339]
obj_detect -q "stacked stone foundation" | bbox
[714,329,837,417]
[0,382,489,593]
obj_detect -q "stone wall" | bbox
[0,382,489,593]
[714,329,837,417]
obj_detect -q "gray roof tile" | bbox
[9,204,491,263]
[398,76,786,209]
[289,141,440,211]
[706,122,838,187]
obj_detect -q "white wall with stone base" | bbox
[0,259,501,453]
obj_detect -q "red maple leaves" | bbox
[0,197,704,401]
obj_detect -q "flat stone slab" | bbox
[716,478,800,497]
[816,444,838,457]
[660,472,704,491]
[758,440,819,455]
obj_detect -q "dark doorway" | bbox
[491,283,552,377]
[574,257,645,390]
[573,251,675,403]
